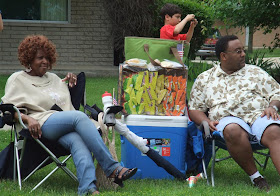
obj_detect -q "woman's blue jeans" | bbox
[41,111,120,195]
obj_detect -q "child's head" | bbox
[160,3,182,25]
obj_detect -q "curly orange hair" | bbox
[18,35,57,70]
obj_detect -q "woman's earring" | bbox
[25,65,32,73]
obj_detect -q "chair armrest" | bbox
[13,106,28,130]
[197,120,212,141]
[0,104,16,126]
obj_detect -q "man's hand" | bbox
[62,72,77,88]
[188,110,218,132]
[261,106,279,120]
[208,120,219,132]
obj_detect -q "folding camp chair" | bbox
[0,72,87,192]
[185,121,211,184]
[199,121,270,187]
[0,104,78,191]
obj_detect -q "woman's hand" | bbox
[62,72,77,88]
[26,115,42,139]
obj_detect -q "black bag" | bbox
[0,142,14,179]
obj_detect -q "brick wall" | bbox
[214,21,280,49]
[0,0,118,77]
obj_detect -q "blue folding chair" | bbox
[199,121,270,187]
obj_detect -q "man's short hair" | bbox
[215,35,239,60]
[160,3,182,21]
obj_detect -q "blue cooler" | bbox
[121,115,188,179]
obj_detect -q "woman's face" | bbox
[29,49,50,77]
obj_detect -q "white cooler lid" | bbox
[121,115,188,127]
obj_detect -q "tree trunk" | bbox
[247,26,254,54]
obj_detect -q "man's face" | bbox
[221,39,246,73]
[166,13,181,26]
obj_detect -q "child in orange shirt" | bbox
[160,3,197,42]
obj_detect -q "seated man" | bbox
[188,35,280,192]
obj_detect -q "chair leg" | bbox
[26,139,78,193]
[253,150,270,170]
[13,142,16,181]
[211,139,216,187]
[29,155,78,193]
[263,151,270,170]
[56,155,78,182]
[215,155,232,162]
[34,139,78,182]
[14,134,22,190]
[23,157,51,182]
[253,156,265,168]
[202,158,209,185]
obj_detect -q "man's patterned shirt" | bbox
[188,64,280,125]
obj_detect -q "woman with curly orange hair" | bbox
[18,35,57,73]
[2,35,136,195]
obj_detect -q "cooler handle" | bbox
[143,118,175,121]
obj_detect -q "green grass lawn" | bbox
[0,129,278,196]
[0,75,279,195]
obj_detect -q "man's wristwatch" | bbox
[270,105,278,112]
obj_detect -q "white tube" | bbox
[115,120,149,153]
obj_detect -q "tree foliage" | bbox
[203,0,280,50]
[153,0,214,59]
[103,0,214,64]
[103,0,157,51]
[103,0,158,65]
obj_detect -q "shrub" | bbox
[186,60,213,81]
[152,0,215,59]
[104,0,214,65]
[245,50,280,83]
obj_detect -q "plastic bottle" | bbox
[187,176,197,188]
[102,91,113,112]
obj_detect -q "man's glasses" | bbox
[225,48,246,54]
